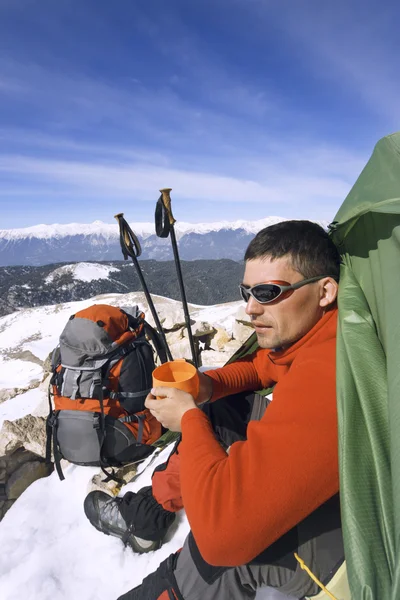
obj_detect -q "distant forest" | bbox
[0,259,245,317]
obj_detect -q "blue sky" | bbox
[0,0,399,229]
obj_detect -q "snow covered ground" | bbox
[0,444,294,600]
[0,296,295,600]
[45,262,120,284]
[0,388,44,430]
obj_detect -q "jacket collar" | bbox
[268,307,337,366]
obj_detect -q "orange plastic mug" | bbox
[152,359,199,399]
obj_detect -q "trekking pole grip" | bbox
[159,188,176,226]
[114,212,131,252]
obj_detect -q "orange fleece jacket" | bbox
[179,308,338,567]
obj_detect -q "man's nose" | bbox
[245,295,263,316]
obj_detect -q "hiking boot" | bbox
[84,491,161,553]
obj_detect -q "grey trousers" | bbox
[174,523,341,600]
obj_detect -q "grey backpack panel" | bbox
[59,318,116,366]
[60,366,106,400]
[56,410,154,466]
[58,317,126,399]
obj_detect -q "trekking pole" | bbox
[155,189,199,368]
[114,213,173,362]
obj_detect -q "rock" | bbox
[222,339,244,355]
[232,305,253,343]
[0,379,42,405]
[87,463,139,496]
[235,305,251,324]
[201,349,231,368]
[6,460,51,499]
[233,320,254,344]
[0,416,48,458]
[0,485,6,501]
[0,435,22,456]
[43,350,54,375]
[169,339,195,362]
[0,467,7,482]
[31,375,52,418]
[2,448,42,476]
[152,304,187,331]
[0,388,19,404]
[190,321,216,338]
[0,499,14,520]
[210,328,232,351]
[166,328,184,346]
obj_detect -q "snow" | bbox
[0,220,122,241]
[0,449,291,600]
[192,301,244,335]
[0,446,188,600]
[45,262,120,284]
[0,217,331,243]
[0,388,43,430]
[0,357,42,389]
[0,298,96,384]
[0,216,290,242]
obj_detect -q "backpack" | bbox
[46,303,167,481]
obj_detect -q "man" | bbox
[84,220,345,599]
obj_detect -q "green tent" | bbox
[329,132,400,599]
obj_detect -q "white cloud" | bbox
[0,143,359,222]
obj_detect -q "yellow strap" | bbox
[294,553,338,600]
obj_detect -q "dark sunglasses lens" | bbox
[240,284,282,303]
[240,286,250,302]
[253,284,281,303]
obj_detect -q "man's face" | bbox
[242,256,328,350]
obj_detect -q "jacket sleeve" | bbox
[204,350,275,401]
[179,351,339,566]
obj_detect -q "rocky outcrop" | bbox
[0,379,42,405]
[0,447,53,520]
[0,415,48,457]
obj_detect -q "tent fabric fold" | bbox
[330,132,400,599]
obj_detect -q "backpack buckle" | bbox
[119,415,137,424]
[47,413,58,428]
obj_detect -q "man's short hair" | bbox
[244,220,341,281]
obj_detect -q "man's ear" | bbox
[319,277,339,308]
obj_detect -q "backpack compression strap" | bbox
[46,384,66,481]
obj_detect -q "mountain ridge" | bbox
[0,216,329,267]
[0,217,286,240]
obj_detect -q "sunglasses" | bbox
[239,275,330,305]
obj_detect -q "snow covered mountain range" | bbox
[0,217,291,266]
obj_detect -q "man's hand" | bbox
[145,387,198,432]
